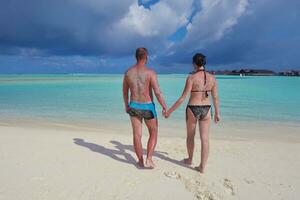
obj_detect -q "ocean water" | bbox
[0,74,299,129]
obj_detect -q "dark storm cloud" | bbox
[0,0,140,56]
[205,0,300,70]
[161,0,300,71]
[0,0,299,73]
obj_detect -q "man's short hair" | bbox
[135,47,148,60]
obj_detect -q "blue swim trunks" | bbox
[127,101,157,120]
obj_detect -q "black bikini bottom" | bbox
[127,108,155,120]
[186,105,211,120]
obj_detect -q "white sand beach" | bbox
[0,124,299,200]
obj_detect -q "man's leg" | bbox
[130,116,144,167]
[144,118,158,168]
[184,107,197,165]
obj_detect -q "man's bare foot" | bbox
[195,165,204,173]
[137,159,144,167]
[145,158,156,169]
[183,158,192,165]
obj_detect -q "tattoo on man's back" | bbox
[127,70,148,101]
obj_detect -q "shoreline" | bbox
[0,73,300,76]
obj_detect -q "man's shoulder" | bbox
[124,66,136,75]
[146,68,157,76]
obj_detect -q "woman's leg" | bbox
[184,107,197,165]
[196,109,211,173]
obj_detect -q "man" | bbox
[123,47,167,168]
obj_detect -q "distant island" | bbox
[208,69,300,76]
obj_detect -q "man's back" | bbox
[125,66,154,103]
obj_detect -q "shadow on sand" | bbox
[73,138,194,170]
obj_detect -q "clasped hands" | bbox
[162,107,171,119]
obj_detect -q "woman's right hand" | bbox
[214,112,220,123]
[164,110,171,118]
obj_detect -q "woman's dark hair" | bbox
[192,53,206,67]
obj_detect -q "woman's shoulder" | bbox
[205,72,216,80]
[205,73,217,88]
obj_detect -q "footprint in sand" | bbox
[164,172,217,200]
[164,171,181,179]
[196,190,215,200]
[179,176,216,200]
[244,178,255,184]
[223,178,235,195]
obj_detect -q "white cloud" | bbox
[174,0,248,53]
[115,0,193,37]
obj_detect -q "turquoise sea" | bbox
[0,74,299,130]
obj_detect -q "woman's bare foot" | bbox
[183,158,192,165]
[137,159,144,168]
[145,158,156,169]
[195,164,204,173]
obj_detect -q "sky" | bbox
[0,0,299,74]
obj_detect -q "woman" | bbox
[165,53,220,173]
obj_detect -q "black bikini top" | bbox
[190,68,211,97]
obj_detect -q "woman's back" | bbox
[188,71,216,105]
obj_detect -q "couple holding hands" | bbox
[123,48,220,173]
